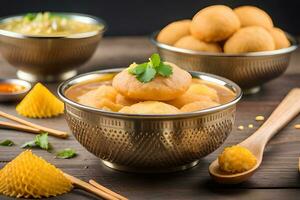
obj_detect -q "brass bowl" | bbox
[58,69,242,173]
[150,32,298,94]
[0,13,106,82]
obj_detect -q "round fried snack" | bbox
[0,150,72,198]
[78,85,123,111]
[119,101,180,114]
[174,35,222,52]
[157,19,191,45]
[112,62,192,101]
[234,6,273,29]
[181,100,220,112]
[115,93,139,106]
[190,5,240,42]
[168,83,219,108]
[224,26,275,53]
[268,27,290,49]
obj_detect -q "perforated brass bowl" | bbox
[58,69,242,173]
[0,13,106,82]
[151,32,298,94]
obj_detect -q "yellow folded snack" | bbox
[16,83,64,118]
[0,150,72,198]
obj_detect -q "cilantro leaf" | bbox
[137,66,156,83]
[0,139,14,146]
[21,140,36,148]
[24,13,37,21]
[128,53,173,83]
[150,53,161,67]
[21,133,50,150]
[128,63,147,75]
[157,63,173,77]
[56,148,77,159]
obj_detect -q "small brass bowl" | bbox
[150,32,298,94]
[58,69,242,173]
[0,13,106,82]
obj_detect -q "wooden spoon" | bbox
[209,88,300,184]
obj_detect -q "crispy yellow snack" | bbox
[174,35,222,52]
[16,83,64,118]
[0,150,72,198]
[157,19,191,45]
[218,145,257,173]
[191,5,240,42]
[224,26,275,53]
[234,6,273,29]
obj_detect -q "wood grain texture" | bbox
[0,36,300,199]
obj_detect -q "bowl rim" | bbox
[57,68,242,119]
[150,31,298,57]
[0,12,107,39]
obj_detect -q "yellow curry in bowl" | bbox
[0,12,103,37]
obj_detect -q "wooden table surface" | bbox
[1,36,300,200]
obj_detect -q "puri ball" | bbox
[174,35,222,52]
[157,20,191,45]
[268,27,290,49]
[181,101,220,112]
[234,6,273,29]
[112,62,192,101]
[119,101,180,114]
[77,85,123,111]
[224,26,275,53]
[190,5,240,42]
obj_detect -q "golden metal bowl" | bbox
[0,13,106,82]
[150,32,298,94]
[58,69,242,173]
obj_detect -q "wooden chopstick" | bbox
[63,173,119,200]
[0,110,68,139]
[89,179,128,200]
[0,121,40,134]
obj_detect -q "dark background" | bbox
[0,0,299,36]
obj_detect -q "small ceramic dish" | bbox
[0,79,31,102]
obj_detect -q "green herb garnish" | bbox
[128,53,173,83]
[0,139,14,146]
[21,133,50,150]
[56,148,77,159]
[24,13,37,21]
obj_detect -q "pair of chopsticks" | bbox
[64,173,128,200]
[0,110,68,139]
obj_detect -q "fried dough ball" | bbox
[188,84,219,102]
[181,100,220,112]
[78,85,122,111]
[168,83,219,108]
[268,27,290,49]
[157,20,191,45]
[174,35,222,52]
[224,26,275,53]
[119,101,180,114]
[115,93,139,106]
[112,62,192,101]
[234,6,273,29]
[167,83,219,108]
[190,5,240,42]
